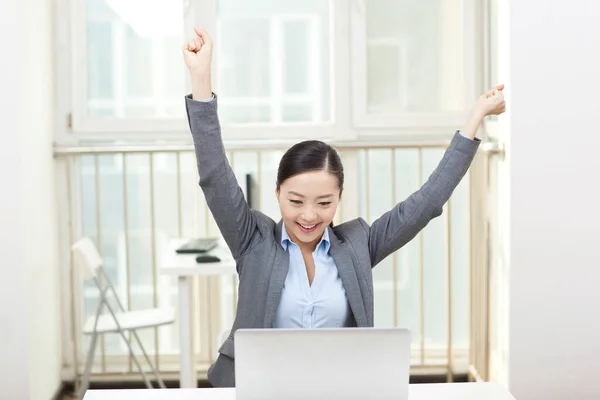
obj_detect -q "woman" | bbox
[182,28,505,387]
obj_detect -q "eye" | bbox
[289,200,302,205]
[319,202,332,206]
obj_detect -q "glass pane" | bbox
[220,105,271,123]
[86,0,186,118]
[283,21,309,94]
[219,19,271,98]
[393,149,422,349]
[450,166,470,350]
[366,150,395,328]
[421,149,448,353]
[357,147,470,361]
[366,0,465,113]
[282,104,313,122]
[78,153,184,362]
[217,0,331,123]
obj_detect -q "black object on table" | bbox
[196,254,221,263]
[175,237,219,254]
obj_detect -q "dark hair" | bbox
[276,141,344,228]
[276,140,344,190]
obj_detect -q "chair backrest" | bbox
[71,237,103,280]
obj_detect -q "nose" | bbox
[300,206,317,223]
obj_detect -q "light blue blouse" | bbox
[273,225,351,328]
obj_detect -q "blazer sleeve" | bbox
[185,93,261,259]
[360,131,480,267]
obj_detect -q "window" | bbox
[58,0,488,376]
[72,0,188,133]
[67,0,480,140]
[351,0,479,129]
[216,0,332,124]
[69,0,334,137]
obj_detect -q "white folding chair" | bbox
[72,237,176,399]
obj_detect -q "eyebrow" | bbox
[287,191,334,200]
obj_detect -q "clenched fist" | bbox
[183,27,213,73]
[461,84,507,139]
[477,84,506,116]
[182,27,213,100]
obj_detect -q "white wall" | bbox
[0,0,30,395]
[487,0,512,388]
[0,0,62,398]
[509,1,600,399]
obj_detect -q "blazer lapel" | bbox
[328,227,368,327]
[263,220,290,328]
[263,223,368,328]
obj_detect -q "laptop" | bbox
[234,328,411,400]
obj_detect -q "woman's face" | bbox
[276,170,342,248]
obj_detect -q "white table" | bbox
[83,383,516,399]
[160,239,237,388]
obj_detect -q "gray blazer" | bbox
[185,94,480,387]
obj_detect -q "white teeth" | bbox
[299,224,316,230]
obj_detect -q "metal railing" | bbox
[54,138,493,384]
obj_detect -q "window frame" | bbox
[68,0,193,136]
[55,0,496,378]
[349,0,482,132]
[59,0,485,145]
[63,0,344,143]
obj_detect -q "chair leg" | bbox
[116,329,154,389]
[101,300,155,388]
[78,333,98,400]
[131,330,167,389]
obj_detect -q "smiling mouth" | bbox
[297,222,320,233]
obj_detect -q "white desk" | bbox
[160,239,237,388]
[83,383,516,399]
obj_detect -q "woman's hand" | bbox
[182,27,213,100]
[461,84,507,139]
[476,84,506,116]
